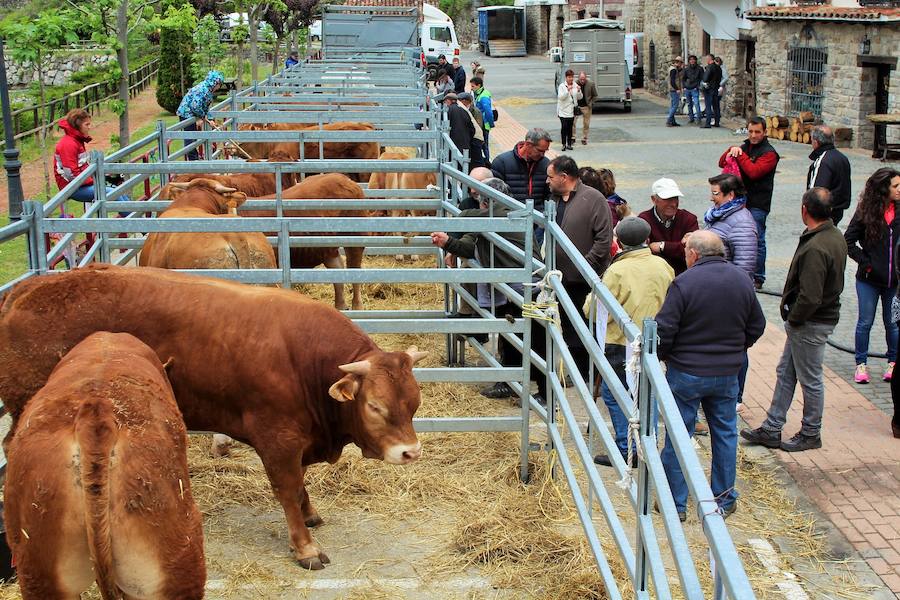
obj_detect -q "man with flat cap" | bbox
[586,216,675,466]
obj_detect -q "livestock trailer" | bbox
[321,4,422,59]
[477,6,526,57]
[557,18,631,112]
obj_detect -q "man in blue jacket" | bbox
[471,76,494,162]
[656,230,766,521]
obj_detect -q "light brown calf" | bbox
[4,332,205,600]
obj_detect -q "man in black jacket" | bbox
[682,55,703,124]
[807,126,852,225]
[657,230,765,520]
[491,128,552,243]
[452,57,466,94]
[741,188,847,452]
[699,54,722,128]
[444,93,474,157]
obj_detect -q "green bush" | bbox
[156,24,194,114]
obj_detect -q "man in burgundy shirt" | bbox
[639,178,700,275]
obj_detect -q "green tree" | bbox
[0,10,79,198]
[64,0,160,147]
[193,14,225,79]
[152,2,197,114]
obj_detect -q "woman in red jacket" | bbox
[54,108,129,207]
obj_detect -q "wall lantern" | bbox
[859,35,871,56]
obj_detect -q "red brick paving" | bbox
[746,324,900,596]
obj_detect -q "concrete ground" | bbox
[471,50,900,597]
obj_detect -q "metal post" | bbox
[634,318,657,596]
[519,199,535,483]
[156,120,169,187]
[26,201,48,274]
[94,151,111,263]
[544,200,557,420]
[0,38,25,221]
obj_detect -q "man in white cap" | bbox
[638,178,699,275]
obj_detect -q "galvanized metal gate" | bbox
[0,50,757,599]
[788,24,827,116]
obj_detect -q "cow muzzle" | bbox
[384,441,422,465]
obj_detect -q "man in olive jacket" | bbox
[741,188,847,453]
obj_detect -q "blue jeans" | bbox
[661,367,739,514]
[855,279,899,364]
[684,88,700,121]
[667,91,680,124]
[702,88,720,126]
[600,344,631,456]
[749,207,768,285]
[71,185,130,217]
[184,120,201,161]
[483,128,491,162]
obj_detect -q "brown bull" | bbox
[140,178,276,272]
[249,173,374,311]
[169,150,297,195]
[236,122,380,182]
[0,265,426,571]
[4,332,205,600]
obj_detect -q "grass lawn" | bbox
[0,214,29,286]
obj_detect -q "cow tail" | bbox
[75,396,120,600]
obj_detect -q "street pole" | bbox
[0,37,25,221]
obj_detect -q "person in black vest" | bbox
[718,116,779,289]
[491,128,552,244]
[807,125,852,225]
[444,93,474,157]
[699,54,722,129]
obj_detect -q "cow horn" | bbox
[405,346,428,364]
[169,182,191,189]
[338,360,371,376]
[213,182,238,194]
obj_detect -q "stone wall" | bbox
[754,19,900,150]
[5,50,115,87]
[525,3,569,54]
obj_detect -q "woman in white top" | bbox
[556,69,582,151]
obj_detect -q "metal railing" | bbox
[0,52,757,599]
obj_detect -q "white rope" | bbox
[522,269,562,325]
[616,333,645,490]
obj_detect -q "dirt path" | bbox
[0,86,168,214]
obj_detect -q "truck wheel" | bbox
[624,103,632,113]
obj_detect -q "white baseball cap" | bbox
[651,178,684,199]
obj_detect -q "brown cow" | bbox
[140,178,276,272]
[4,332,205,599]
[369,150,439,259]
[250,173,373,311]
[236,122,380,182]
[0,265,425,571]
[169,150,297,195]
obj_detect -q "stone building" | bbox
[747,6,900,152]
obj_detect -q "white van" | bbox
[422,4,460,78]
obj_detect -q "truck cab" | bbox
[422,3,460,76]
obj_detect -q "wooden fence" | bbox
[1,59,159,148]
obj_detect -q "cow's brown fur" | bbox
[3,332,205,599]
[168,150,297,195]
[140,178,276,272]
[237,122,380,182]
[248,173,373,310]
[0,265,424,570]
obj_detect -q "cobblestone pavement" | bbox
[469,51,900,596]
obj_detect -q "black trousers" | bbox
[831,208,845,226]
[559,116,575,148]
[561,281,593,385]
[184,121,200,161]
[496,302,548,397]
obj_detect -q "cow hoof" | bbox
[211,434,233,458]
[305,515,324,528]
[335,304,348,311]
[298,553,330,570]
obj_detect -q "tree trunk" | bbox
[249,10,259,83]
[117,0,130,147]
[236,42,245,90]
[37,59,51,199]
[272,35,280,73]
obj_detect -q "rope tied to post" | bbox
[522,269,562,326]
[616,333,644,490]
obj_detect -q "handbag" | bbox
[722,155,743,181]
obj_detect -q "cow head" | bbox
[328,346,427,464]
[168,178,248,215]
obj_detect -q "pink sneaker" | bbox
[884,362,895,382]
[855,364,870,384]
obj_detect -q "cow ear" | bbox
[328,375,360,403]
